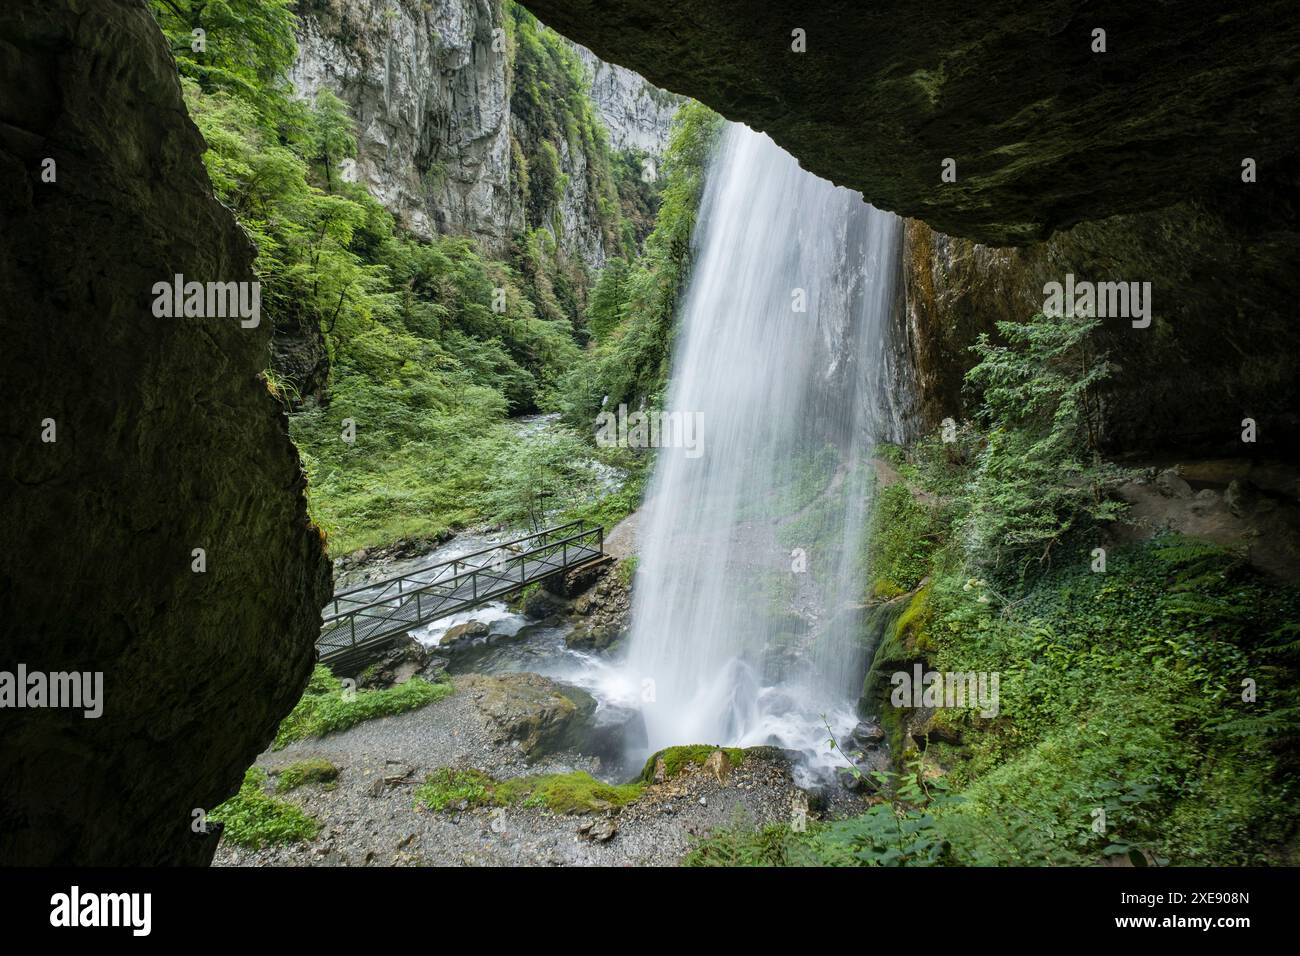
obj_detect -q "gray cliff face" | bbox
[290,0,674,268]
[290,0,518,252]
[571,43,679,157]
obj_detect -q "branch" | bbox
[158,0,189,23]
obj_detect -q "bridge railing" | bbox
[326,520,587,618]
[318,522,604,659]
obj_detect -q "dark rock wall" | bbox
[0,0,331,864]
[903,198,1300,456]
[519,0,1300,246]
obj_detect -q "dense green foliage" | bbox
[150,0,297,111]
[965,311,1129,578]
[150,1,679,554]
[864,481,941,598]
[870,316,1300,865]
[210,767,318,848]
[273,666,453,749]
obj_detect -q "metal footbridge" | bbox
[316,520,605,670]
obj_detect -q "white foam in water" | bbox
[621,123,911,781]
[413,602,520,647]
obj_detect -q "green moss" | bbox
[864,481,939,598]
[210,768,318,849]
[616,555,639,587]
[495,772,643,814]
[870,578,906,600]
[860,587,931,714]
[275,758,340,793]
[274,665,453,749]
[638,745,746,783]
[414,767,495,811]
[893,583,934,654]
[415,768,644,815]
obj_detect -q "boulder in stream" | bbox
[465,672,598,760]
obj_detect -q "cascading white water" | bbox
[623,123,910,778]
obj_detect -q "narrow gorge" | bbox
[2,0,1298,876]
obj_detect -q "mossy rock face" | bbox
[0,0,330,865]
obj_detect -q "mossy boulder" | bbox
[274,758,341,793]
[638,745,747,784]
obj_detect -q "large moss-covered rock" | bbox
[0,0,331,864]
[520,0,1300,246]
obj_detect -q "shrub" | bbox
[964,311,1128,578]
[274,666,452,748]
[210,768,318,848]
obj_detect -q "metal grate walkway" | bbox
[316,521,604,669]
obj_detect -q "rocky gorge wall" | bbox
[0,0,331,864]
[570,43,679,157]
[902,196,1300,457]
[289,0,677,269]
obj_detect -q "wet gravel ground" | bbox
[213,676,854,867]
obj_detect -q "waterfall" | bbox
[623,123,910,777]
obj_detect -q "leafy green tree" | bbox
[585,257,628,342]
[150,0,297,115]
[964,311,1128,576]
[480,426,598,532]
[308,90,357,192]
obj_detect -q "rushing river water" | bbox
[618,123,910,779]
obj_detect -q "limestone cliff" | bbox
[289,0,676,268]
[570,43,679,157]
